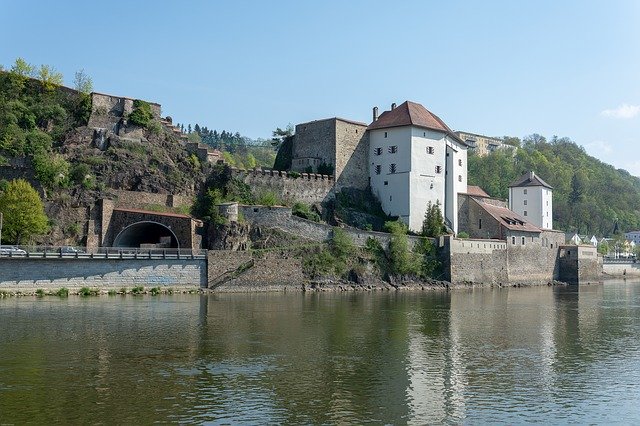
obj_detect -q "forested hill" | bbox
[468,135,640,236]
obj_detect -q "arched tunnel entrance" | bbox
[113,221,180,248]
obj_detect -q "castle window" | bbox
[384,181,388,186]
[423,132,426,137]
[458,175,462,182]
[479,218,482,229]
[426,146,434,155]
[374,147,382,155]
[390,195,392,201]
[512,236,516,244]
[522,237,526,245]
[524,189,527,194]
[458,159,462,166]
[524,200,527,205]
[384,132,388,138]
[388,145,398,154]
[524,211,527,216]
[375,165,381,175]
[389,163,397,174]
[435,165,442,174]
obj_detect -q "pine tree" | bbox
[421,201,445,237]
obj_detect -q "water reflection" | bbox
[1,281,640,423]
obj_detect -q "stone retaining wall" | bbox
[240,205,432,249]
[0,257,206,290]
[602,262,640,277]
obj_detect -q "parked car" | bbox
[0,246,27,255]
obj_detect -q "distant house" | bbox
[589,235,598,246]
[625,231,640,245]
[508,171,553,230]
[567,233,582,245]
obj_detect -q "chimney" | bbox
[391,102,397,110]
[529,171,535,180]
[372,106,379,122]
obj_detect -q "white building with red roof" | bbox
[368,101,469,233]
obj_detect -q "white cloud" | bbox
[583,140,613,155]
[600,103,640,119]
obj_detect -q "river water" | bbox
[1,280,640,424]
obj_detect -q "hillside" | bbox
[468,135,640,236]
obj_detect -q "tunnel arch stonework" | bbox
[113,221,180,248]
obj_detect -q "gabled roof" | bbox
[509,171,553,189]
[368,101,465,144]
[464,185,490,198]
[472,198,541,233]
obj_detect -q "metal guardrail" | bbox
[0,246,207,260]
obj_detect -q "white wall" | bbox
[509,186,553,229]
[369,127,412,225]
[445,137,467,233]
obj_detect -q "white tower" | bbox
[508,171,553,229]
[368,101,468,233]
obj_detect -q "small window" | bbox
[389,163,397,174]
[546,212,549,216]
[546,201,548,206]
[374,147,382,155]
[522,237,525,245]
[512,236,516,244]
[524,189,527,194]
[384,181,388,186]
[390,195,392,201]
[524,211,527,216]
[435,165,442,174]
[388,145,398,154]
[384,132,388,138]
[524,200,527,205]
[458,159,462,166]
[375,165,381,175]
[458,175,462,182]
[426,146,434,155]
[423,132,426,137]
[479,218,482,229]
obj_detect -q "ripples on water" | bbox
[1,280,640,424]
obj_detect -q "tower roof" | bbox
[368,101,464,144]
[509,171,553,189]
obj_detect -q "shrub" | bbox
[107,289,117,296]
[131,286,144,294]
[128,100,154,127]
[288,171,301,178]
[150,287,161,296]
[257,191,279,207]
[330,228,353,261]
[317,162,334,176]
[79,287,92,296]
[146,119,162,135]
[35,288,45,297]
[292,202,320,222]
[457,231,470,239]
[33,153,70,189]
[70,163,90,185]
[56,287,69,297]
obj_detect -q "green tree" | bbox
[10,57,35,78]
[385,220,420,276]
[421,200,445,237]
[0,179,49,244]
[37,64,63,92]
[73,69,93,94]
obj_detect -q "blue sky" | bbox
[1,0,639,174]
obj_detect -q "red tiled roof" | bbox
[367,101,449,131]
[113,208,192,219]
[472,198,541,233]
[368,101,466,145]
[465,185,490,198]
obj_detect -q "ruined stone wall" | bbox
[232,168,334,205]
[87,92,161,133]
[0,257,206,290]
[335,120,369,190]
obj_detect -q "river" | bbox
[1,279,640,424]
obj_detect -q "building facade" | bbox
[508,171,553,230]
[368,102,468,233]
[454,131,506,157]
[625,231,640,245]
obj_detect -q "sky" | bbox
[1,0,639,174]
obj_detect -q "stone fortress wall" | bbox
[231,168,335,205]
